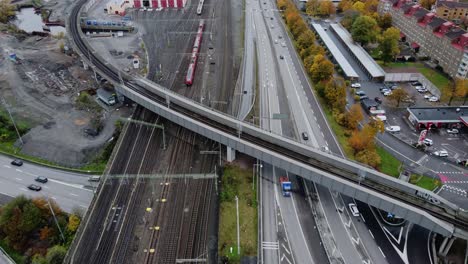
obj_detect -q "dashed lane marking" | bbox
[15,177,23,181]
[3,165,11,169]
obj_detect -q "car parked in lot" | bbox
[383,90,392,96]
[417,87,428,93]
[428,96,439,102]
[302,132,309,141]
[348,203,360,216]
[411,81,422,86]
[355,90,366,96]
[11,159,23,166]
[373,114,387,122]
[374,97,382,104]
[359,95,369,100]
[351,83,361,88]
[35,176,48,183]
[447,128,459,134]
[279,55,284,59]
[433,150,448,157]
[424,94,432,99]
[385,126,401,132]
[423,138,433,146]
[381,88,391,94]
[27,184,42,191]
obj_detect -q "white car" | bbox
[428,96,439,102]
[348,203,360,216]
[140,7,147,11]
[433,150,448,157]
[373,114,387,122]
[351,83,361,88]
[381,88,391,94]
[385,126,401,132]
[423,138,433,146]
[147,8,153,11]
[384,90,392,96]
[447,128,459,134]
[424,94,432,99]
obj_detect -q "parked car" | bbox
[381,88,391,94]
[433,150,448,157]
[355,90,366,96]
[11,159,23,166]
[301,132,309,141]
[373,114,387,122]
[359,95,369,100]
[411,81,422,86]
[348,203,360,216]
[351,83,361,88]
[147,8,153,11]
[383,90,392,96]
[423,138,433,146]
[428,96,439,102]
[457,159,467,166]
[35,176,48,183]
[447,128,459,134]
[27,184,42,191]
[424,94,432,99]
[417,88,428,93]
[279,55,284,59]
[374,97,383,104]
[385,126,401,132]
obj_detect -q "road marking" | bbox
[368,229,375,239]
[378,247,386,258]
[15,169,23,173]
[261,241,279,250]
[281,254,292,264]
[51,197,57,200]
[19,188,28,192]
[79,205,88,209]
[70,193,79,197]
[15,177,23,181]
[48,179,91,191]
[281,243,291,254]
[3,165,11,169]
[415,154,428,165]
[24,171,38,177]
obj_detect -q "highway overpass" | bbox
[68,0,468,240]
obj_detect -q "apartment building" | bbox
[434,0,468,21]
[378,0,468,78]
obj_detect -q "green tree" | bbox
[0,0,15,23]
[324,78,346,112]
[297,31,315,50]
[351,15,379,46]
[352,1,366,13]
[387,88,408,107]
[67,214,81,232]
[310,54,334,83]
[379,27,400,63]
[378,13,393,31]
[306,0,320,16]
[46,245,67,264]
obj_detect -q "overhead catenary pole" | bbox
[235,195,240,255]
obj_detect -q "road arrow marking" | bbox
[281,254,292,264]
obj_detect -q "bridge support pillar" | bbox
[226,146,236,162]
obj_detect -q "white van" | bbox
[349,203,360,216]
[88,175,101,182]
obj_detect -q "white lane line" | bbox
[15,177,23,181]
[48,179,92,191]
[282,243,291,254]
[19,188,28,192]
[3,165,11,169]
[79,205,88,209]
[70,193,79,197]
[24,171,38,177]
[368,229,375,239]
[15,169,23,173]
[378,247,386,258]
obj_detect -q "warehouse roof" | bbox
[407,107,467,122]
[311,23,359,79]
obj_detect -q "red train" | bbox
[185,20,205,86]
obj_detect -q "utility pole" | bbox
[46,196,65,242]
[235,195,240,255]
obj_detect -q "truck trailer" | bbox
[279,176,292,197]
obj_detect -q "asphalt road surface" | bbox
[0,155,93,213]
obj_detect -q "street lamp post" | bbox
[235,195,240,255]
[252,161,263,190]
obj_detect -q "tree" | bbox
[306,0,320,16]
[419,0,436,10]
[352,1,366,13]
[0,0,15,24]
[67,214,81,232]
[304,55,315,70]
[348,131,368,154]
[338,0,353,12]
[387,88,408,107]
[310,54,334,83]
[40,226,54,241]
[46,245,67,264]
[379,27,400,63]
[364,0,379,14]
[291,21,308,38]
[444,78,468,105]
[378,13,393,31]
[356,148,381,168]
[324,78,346,112]
[351,15,379,46]
[318,1,336,17]
[297,31,316,50]
[345,104,364,130]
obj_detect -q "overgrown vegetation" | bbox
[409,174,441,191]
[0,0,15,24]
[219,165,257,263]
[0,196,81,264]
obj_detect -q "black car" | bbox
[27,184,42,191]
[411,81,422,86]
[375,97,383,104]
[302,132,309,141]
[11,159,23,166]
[35,176,48,183]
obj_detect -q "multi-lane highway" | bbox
[0,155,93,213]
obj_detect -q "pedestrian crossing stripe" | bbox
[262,241,279,250]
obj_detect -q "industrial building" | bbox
[378,0,468,79]
[406,106,467,130]
[106,0,187,15]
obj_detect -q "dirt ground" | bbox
[0,28,131,167]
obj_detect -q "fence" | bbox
[384,73,441,97]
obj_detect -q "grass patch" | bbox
[376,146,401,178]
[219,165,257,262]
[321,104,354,157]
[409,174,441,191]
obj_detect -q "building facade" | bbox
[434,0,468,21]
[378,0,468,79]
[406,106,467,130]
